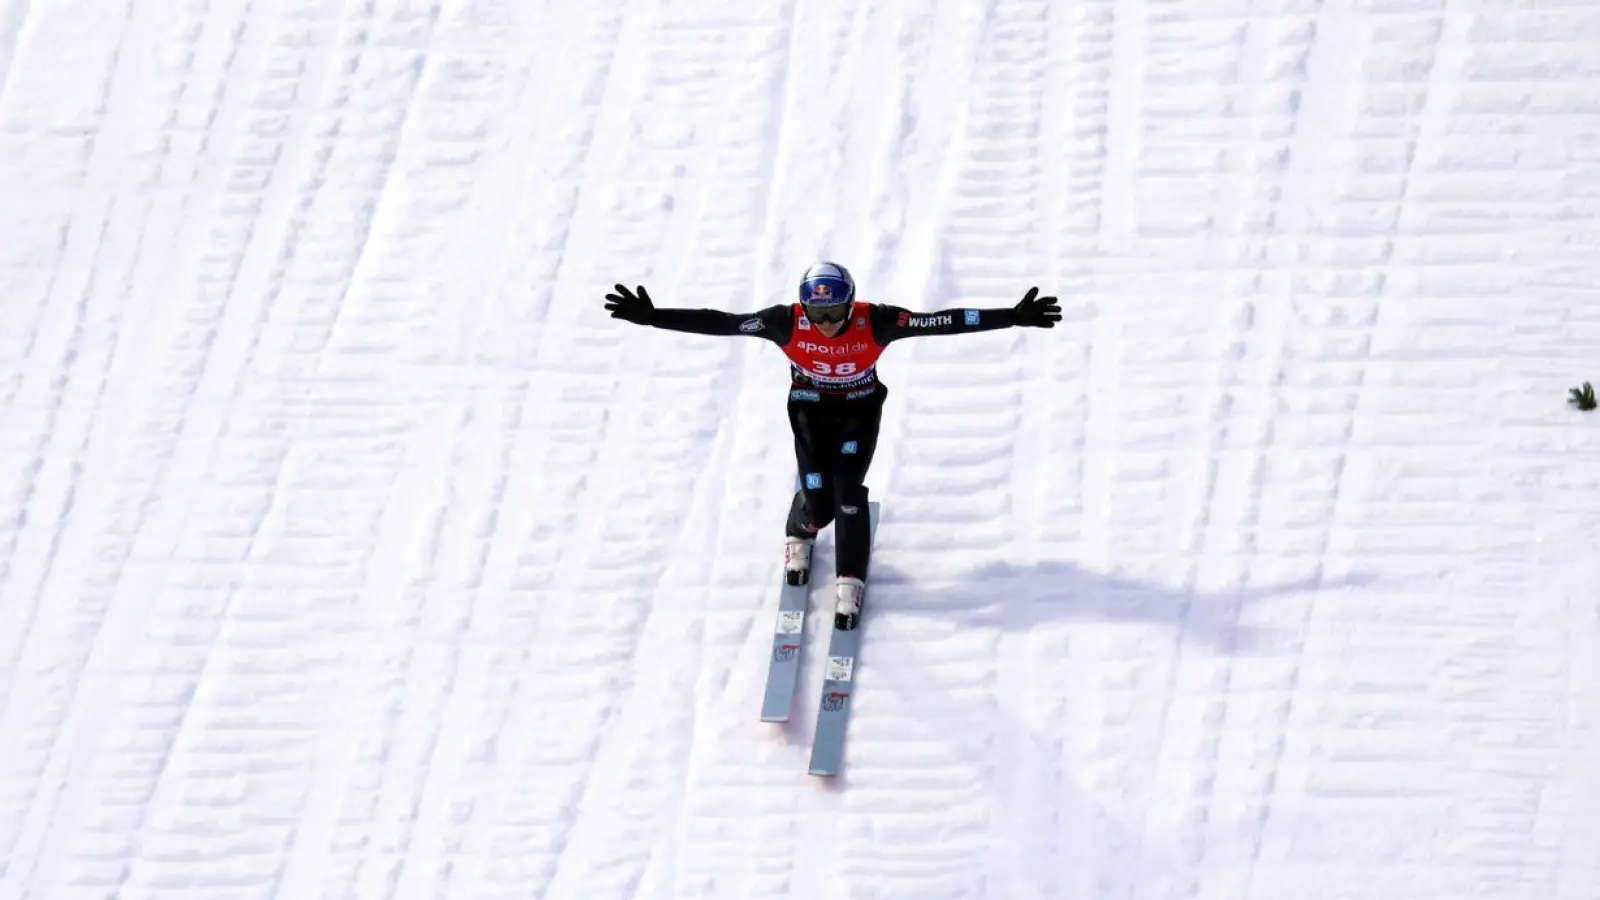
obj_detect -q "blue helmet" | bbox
[798,261,855,324]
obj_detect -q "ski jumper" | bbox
[647,301,1021,581]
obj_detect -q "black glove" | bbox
[604,284,655,326]
[1013,287,1061,328]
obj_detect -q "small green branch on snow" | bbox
[1571,382,1597,411]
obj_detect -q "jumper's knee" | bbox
[789,484,833,534]
[836,483,868,517]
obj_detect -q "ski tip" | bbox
[807,749,842,777]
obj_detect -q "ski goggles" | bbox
[802,301,852,325]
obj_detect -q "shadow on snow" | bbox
[760,557,1376,893]
[862,559,1374,654]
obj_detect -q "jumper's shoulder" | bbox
[865,302,905,341]
[734,304,794,342]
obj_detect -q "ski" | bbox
[760,479,814,722]
[807,500,881,776]
[758,559,812,722]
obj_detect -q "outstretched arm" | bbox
[604,284,791,342]
[872,287,1062,345]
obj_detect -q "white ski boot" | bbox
[784,536,814,586]
[834,576,866,630]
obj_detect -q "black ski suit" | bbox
[610,290,1058,584]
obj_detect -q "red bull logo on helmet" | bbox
[807,283,844,305]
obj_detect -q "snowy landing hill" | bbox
[0,2,1597,899]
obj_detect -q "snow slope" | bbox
[2,1,1598,898]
